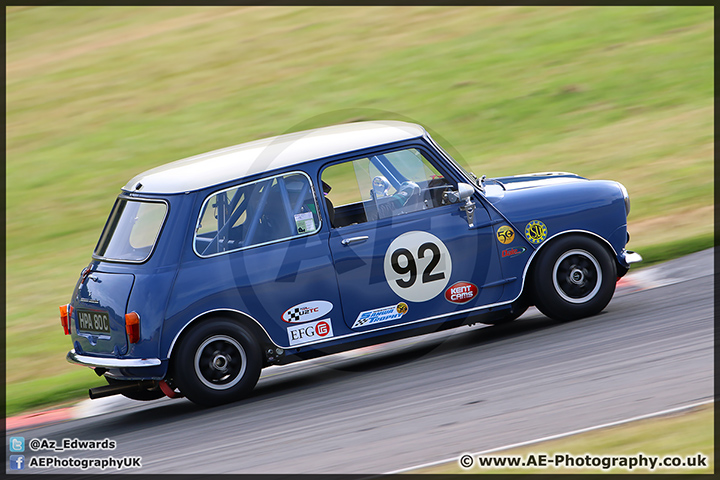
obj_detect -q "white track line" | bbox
[386,399,714,474]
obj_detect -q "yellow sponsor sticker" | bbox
[496,225,515,244]
[525,220,548,244]
[396,302,408,315]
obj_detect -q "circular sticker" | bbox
[496,225,515,244]
[396,302,408,314]
[384,231,452,303]
[525,220,548,244]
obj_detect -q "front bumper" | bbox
[66,349,162,368]
[621,250,643,265]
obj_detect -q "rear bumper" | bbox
[66,349,162,368]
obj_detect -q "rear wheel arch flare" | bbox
[170,316,264,406]
[166,309,275,364]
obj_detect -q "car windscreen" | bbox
[94,198,167,262]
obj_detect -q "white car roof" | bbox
[123,120,426,194]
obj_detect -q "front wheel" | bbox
[172,318,262,407]
[531,235,616,321]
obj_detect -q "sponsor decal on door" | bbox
[287,319,334,346]
[445,281,478,304]
[282,300,333,323]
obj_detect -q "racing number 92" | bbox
[384,231,452,303]
[391,243,445,288]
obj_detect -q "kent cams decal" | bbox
[352,303,408,329]
[445,281,478,304]
[525,220,547,244]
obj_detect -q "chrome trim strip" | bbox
[66,349,162,368]
[622,250,643,264]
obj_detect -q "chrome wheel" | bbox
[531,235,616,322]
[552,249,602,304]
[194,334,247,390]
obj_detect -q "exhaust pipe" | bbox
[88,380,158,400]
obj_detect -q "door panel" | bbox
[329,204,503,331]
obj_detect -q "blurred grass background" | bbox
[5,6,713,415]
[414,403,713,474]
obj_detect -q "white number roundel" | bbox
[383,231,452,303]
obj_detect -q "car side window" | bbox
[194,172,320,257]
[322,148,453,228]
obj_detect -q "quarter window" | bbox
[195,172,320,256]
[95,199,167,262]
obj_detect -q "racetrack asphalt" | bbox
[6,249,714,474]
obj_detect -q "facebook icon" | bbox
[10,455,25,470]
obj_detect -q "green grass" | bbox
[634,232,714,267]
[412,403,714,474]
[5,6,713,416]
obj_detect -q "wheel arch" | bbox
[521,229,618,300]
[166,309,278,365]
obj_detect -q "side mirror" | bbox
[443,182,474,204]
[457,182,474,201]
[443,183,476,228]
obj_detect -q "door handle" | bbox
[341,236,369,246]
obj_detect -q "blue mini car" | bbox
[62,121,641,406]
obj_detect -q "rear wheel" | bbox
[172,318,262,407]
[531,235,616,321]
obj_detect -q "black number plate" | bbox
[77,309,111,335]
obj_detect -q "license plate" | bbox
[77,309,111,335]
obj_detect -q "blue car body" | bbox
[64,121,640,405]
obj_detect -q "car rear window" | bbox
[94,198,167,262]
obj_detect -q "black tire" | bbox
[531,235,616,321]
[105,377,165,401]
[172,318,262,407]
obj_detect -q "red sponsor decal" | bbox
[316,321,330,337]
[501,246,526,258]
[445,281,478,304]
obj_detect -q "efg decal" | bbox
[287,319,334,346]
